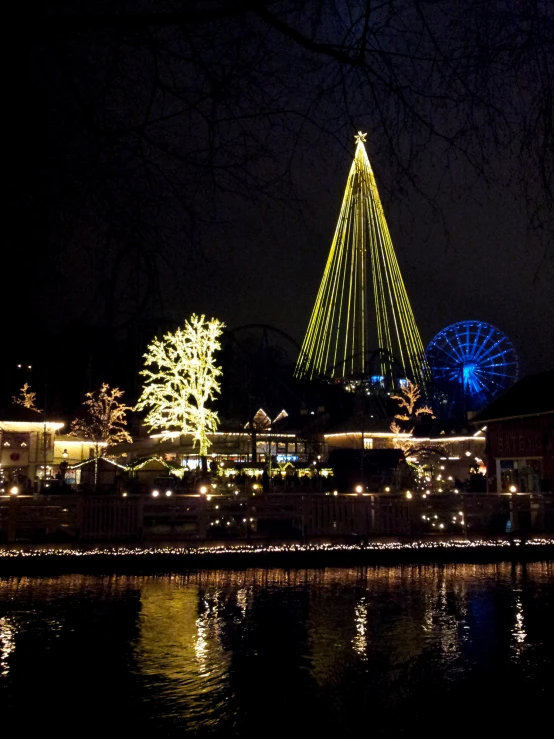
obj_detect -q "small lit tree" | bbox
[136,314,224,466]
[71,383,133,450]
[12,383,41,413]
[390,380,435,448]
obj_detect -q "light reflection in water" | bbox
[0,616,15,676]
[0,562,552,734]
[352,597,368,658]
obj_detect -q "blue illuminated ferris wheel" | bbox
[425,321,518,415]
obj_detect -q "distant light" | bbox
[122,492,128,497]
[509,485,517,493]
[384,486,390,493]
[200,486,207,494]
[152,490,159,498]
[333,491,338,496]
[10,486,19,496]
[355,485,363,493]
[465,451,471,457]
[165,490,172,497]
[406,491,413,499]
[439,523,444,529]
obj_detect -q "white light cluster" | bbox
[1,538,553,559]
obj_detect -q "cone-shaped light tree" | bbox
[136,314,224,462]
[296,132,429,390]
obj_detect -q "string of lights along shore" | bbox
[296,132,429,390]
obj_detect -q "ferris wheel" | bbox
[425,321,518,413]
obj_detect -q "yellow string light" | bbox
[296,134,430,389]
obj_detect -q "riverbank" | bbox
[1,537,553,574]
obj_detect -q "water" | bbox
[1,563,553,736]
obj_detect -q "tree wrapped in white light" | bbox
[136,314,224,457]
[71,383,133,447]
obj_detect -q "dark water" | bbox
[1,563,553,736]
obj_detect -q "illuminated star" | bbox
[354,131,367,144]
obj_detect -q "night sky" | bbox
[5,2,553,414]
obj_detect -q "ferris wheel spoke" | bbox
[468,324,485,360]
[430,340,462,367]
[442,332,465,364]
[471,326,498,362]
[477,350,517,368]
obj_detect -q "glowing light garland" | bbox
[296,133,429,388]
[1,538,552,559]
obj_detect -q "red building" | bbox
[473,370,554,492]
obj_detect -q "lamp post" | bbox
[8,485,19,542]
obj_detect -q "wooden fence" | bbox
[1,491,553,543]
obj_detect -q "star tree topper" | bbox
[354,131,367,144]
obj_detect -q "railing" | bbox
[1,492,553,543]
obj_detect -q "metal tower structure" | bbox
[296,132,429,390]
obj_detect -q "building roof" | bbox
[0,404,64,430]
[472,370,554,424]
[0,405,47,423]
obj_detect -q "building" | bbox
[473,370,554,492]
[53,435,105,468]
[0,406,64,491]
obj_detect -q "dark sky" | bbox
[5,2,553,411]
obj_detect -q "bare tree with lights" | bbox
[71,383,133,448]
[12,383,41,413]
[136,314,224,470]
[390,380,435,448]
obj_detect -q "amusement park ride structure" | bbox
[295,132,429,392]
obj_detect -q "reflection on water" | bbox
[1,563,553,735]
[0,616,15,676]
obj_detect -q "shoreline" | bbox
[1,538,553,575]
